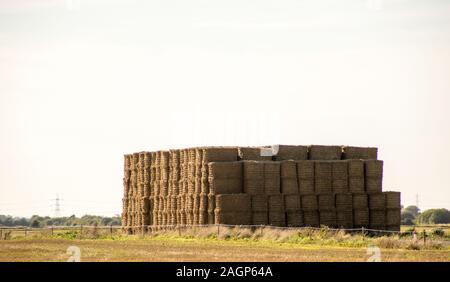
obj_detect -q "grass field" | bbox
[0,226,449,262]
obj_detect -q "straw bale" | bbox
[309,145,342,160]
[207,194,216,211]
[386,225,400,232]
[352,193,368,209]
[319,209,337,227]
[318,194,335,210]
[268,195,284,211]
[238,146,272,161]
[301,194,318,211]
[353,209,369,228]
[336,210,353,228]
[243,161,264,195]
[384,191,401,209]
[332,179,348,193]
[281,161,298,194]
[264,161,280,195]
[199,209,208,224]
[268,211,286,226]
[215,194,251,212]
[202,147,238,163]
[280,160,297,178]
[298,179,314,195]
[335,193,353,211]
[303,210,319,227]
[314,161,332,179]
[315,178,332,194]
[386,208,401,226]
[251,195,268,212]
[296,161,314,179]
[369,193,386,210]
[274,145,308,161]
[364,160,383,177]
[342,146,378,160]
[252,211,268,225]
[284,194,301,211]
[348,160,364,177]
[348,177,365,193]
[369,209,386,228]
[365,177,382,194]
[286,211,304,227]
[214,210,252,225]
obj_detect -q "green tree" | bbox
[417,209,450,224]
[403,206,420,217]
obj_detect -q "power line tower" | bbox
[54,194,61,217]
[415,193,419,210]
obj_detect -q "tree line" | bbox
[0,214,121,227]
[401,207,450,225]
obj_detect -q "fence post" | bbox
[178,226,181,237]
[0,228,2,240]
[217,224,220,237]
[80,225,83,239]
[423,230,426,245]
[110,224,113,237]
[24,228,27,237]
[51,226,54,236]
[362,227,365,239]
[260,225,263,237]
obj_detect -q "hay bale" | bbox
[335,193,353,211]
[286,211,304,227]
[353,209,369,228]
[274,145,308,161]
[251,195,268,212]
[314,161,332,179]
[336,210,353,228]
[268,211,286,226]
[298,179,314,195]
[318,194,335,210]
[281,161,298,194]
[252,211,268,225]
[301,194,318,211]
[348,160,364,177]
[284,194,301,211]
[342,146,378,160]
[207,194,216,212]
[315,179,332,194]
[243,161,264,195]
[199,209,208,225]
[332,179,348,193]
[309,145,342,160]
[238,146,272,161]
[199,193,208,211]
[214,210,252,225]
[215,194,251,212]
[268,195,284,211]
[296,161,314,179]
[349,177,365,193]
[319,209,337,227]
[365,177,382,194]
[384,191,401,209]
[364,160,383,177]
[203,147,238,163]
[208,162,243,194]
[264,161,281,195]
[369,193,386,210]
[303,210,319,227]
[386,208,401,226]
[369,209,386,229]
[386,225,400,232]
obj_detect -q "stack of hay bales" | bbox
[335,193,353,228]
[368,193,386,230]
[353,193,369,228]
[365,160,383,194]
[301,194,319,227]
[385,192,401,231]
[342,146,377,160]
[122,145,400,232]
[297,161,315,195]
[203,147,239,224]
[214,194,252,225]
[348,160,365,193]
[309,145,342,160]
[318,194,336,227]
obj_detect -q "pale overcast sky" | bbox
[1,0,449,217]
